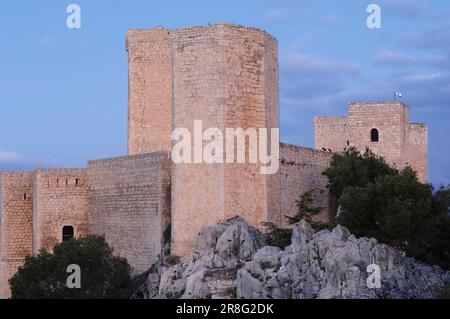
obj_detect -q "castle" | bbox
[0,23,428,298]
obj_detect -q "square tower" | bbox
[0,172,33,298]
[315,102,428,182]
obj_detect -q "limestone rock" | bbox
[139,217,450,299]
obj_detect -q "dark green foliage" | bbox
[262,222,292,248]
[437,283,450,299]
[326,147,450,270]
[323,147,397,198]
[264,189,332,248]
[9,235,133,299]
[286,189,333,231]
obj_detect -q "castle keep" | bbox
[0,23,428,298]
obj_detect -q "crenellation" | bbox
[34,168,87,189]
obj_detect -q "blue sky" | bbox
[0,0,449,186]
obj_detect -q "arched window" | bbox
[371,128,379,142]
[62,226,74,242]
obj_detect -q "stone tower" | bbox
[126,23,280,256]
[315,102,428,182]
[0,172,33,298]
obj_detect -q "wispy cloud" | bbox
[262,8,290,22]
[401,25,450,51]
[378,0,429,19]
[0,151,21,164]
[0,151,58,171]
[281,52,360,76]
[34,34,55,47]
[373,49,446,67]
[320,14,340,25]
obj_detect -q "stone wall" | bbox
[33,169,89,253]
[280,144,331,227]
[314,116,349,153]
[87,152,171,274]
[0,172,33,298]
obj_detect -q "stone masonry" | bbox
[87,153,171,275]
[0,23,428,298]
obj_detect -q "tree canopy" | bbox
[9,235,133,299]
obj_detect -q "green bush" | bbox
[9,235,133,299]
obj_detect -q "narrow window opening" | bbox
[23,193,27,200]
[75,179,79,187]
[371,128,379,142]
[56,179,59,187]
[66,179,68,187]
[62,226,74,242]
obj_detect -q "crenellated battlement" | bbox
[34,168,87,189]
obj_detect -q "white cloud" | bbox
[0,151,22,164]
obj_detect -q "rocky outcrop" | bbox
[141,217,450,299]
[157,216,265,299]
[237,220,450,299]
